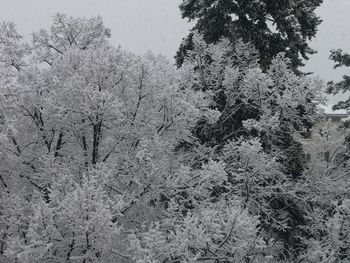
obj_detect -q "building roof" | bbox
[318,104,350,116]
[318,104,350,119]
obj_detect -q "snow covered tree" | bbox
[176,0,323,71]
[1,12,343,263]
[181,34,320,168]
[0,13,113,199]
[327,49,350,110]
[289,114,350,262]
[0,14,225,263]
[179,33,323,261]
[5,168,124,263]
[128,200,263,263]
[31,13,111,66]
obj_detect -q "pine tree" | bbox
[176,0,323,71]
[327,49,350,110]
[179,34,323,260]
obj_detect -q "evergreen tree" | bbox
[179,34,323,260]
[4,13,348,263]
[176,0,323,71]
[327,49,350,110]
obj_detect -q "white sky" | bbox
[0,0,190,60]
[0,0,349,103]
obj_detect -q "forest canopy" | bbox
[0,11,350,263]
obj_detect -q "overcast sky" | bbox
[0,0,349,103]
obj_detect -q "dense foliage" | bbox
[0,13,349,263]
[176,0,323,71]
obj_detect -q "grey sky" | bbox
[0,0,349,103]
[0,0,190,60]
[303,0,350,81]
